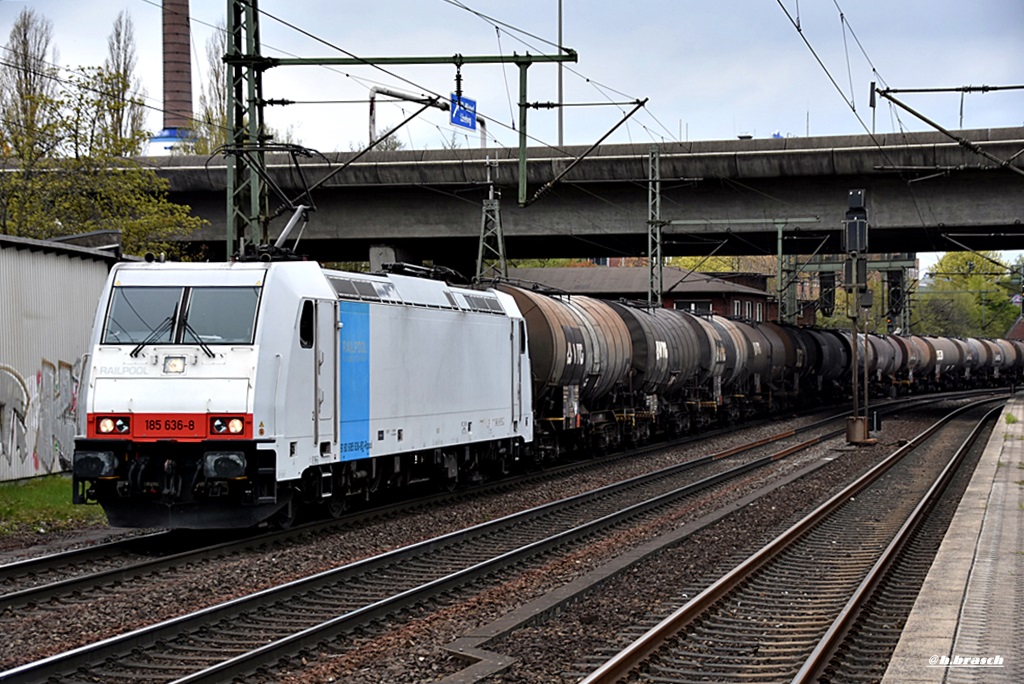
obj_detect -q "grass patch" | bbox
[0,475,107,536]
[1006,413,1019,425]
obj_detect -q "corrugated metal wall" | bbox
[0,243,112,481]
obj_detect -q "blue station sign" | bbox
[450,93,477,131]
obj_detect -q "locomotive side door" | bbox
[313,298,337,450]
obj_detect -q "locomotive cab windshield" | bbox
[104,285,262,348]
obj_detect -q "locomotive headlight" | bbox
[203,451,247,479]
[73,451,117,478]
[211,417,245,435]
[98,417,130,434]
[163,355,186,374]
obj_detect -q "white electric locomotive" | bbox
[72,260,533,528]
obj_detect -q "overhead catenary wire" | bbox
[493,26,517,130]
[149,0,669,157]
[773,0,968,254]
[443,0,676,144]
[244,2,558,151]
[135,0,463,147]
[17,2,1009,265]
[433,3,813,249]
[228,0,679,209]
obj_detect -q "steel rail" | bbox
[0,392,987,614]
[0,408,819,613]
[1,409,856,684]
[165,427,852,684]
[790,403,1002,683]
[579,397,1004,684]
[0,530,170,581]
[0,434,687,611]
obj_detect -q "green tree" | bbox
[666,255,769,272]
[99,10,147,156]
[375,133,404,151]
[0,10,204,255]
[0,7,60,160]
[815,270,888,332]
[914,251,1017,336]
[348,133,405,152]
[60,66,149,158]
[509,258,595,268]
[191,19,228,155]
[0,8,63,236]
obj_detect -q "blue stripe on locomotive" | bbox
[339,301,370,460]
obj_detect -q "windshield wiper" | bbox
[129,316,175,357]
[183,319,216,358]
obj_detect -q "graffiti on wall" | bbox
[0,358,81,479]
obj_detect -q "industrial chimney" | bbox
[150,0,193,152]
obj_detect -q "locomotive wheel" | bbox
[365,465,384,500]
[483,444,511,478]
[437,450,459,492]
[440,466,458,492]
[271,499,297,529]
[322,494,347,519]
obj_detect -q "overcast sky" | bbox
[2,0,1021,152]
[1,0,1021,268]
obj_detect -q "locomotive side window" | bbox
[186,287,261,344]
[299,300,314,348]
[104,287,182,344]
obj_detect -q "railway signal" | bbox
[843,189,872,445]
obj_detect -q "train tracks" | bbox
[0,393,1001,682]
[0,404,882,683]
[0,418,751,614]
[579,398,1000,684]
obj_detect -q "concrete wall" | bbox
[0,237,114,481]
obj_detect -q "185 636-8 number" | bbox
[145,418,196,432]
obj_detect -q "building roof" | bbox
[505,266,770,298]
[1006,316,1024,340]
[0,234,120,264]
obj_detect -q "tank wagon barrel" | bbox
[560,296,633,404]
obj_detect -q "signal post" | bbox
[844,189,873,444]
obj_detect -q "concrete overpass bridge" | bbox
[159,126,1024,272]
